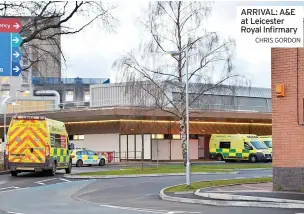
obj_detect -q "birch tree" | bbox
[114,1,244,164]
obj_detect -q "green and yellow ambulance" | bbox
[209,134,272,163]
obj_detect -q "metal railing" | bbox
[90,98,271,113]
[32,77,110,85]
[0,98,272,115]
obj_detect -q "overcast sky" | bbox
[60,1,303,88]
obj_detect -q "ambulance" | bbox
[209,134,272,163]
[6,116,74,176]
[259,135,272,153]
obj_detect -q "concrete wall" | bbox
[152,140,170,161]
[271,48,304,191]
[151,139,198,161]
[71,133,119,153]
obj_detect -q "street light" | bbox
[1,88,30,153]
[1,96,11,154]
[167,49,191,186]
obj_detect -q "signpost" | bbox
[0,18,23,77]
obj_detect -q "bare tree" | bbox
[114,1,246,164]
[0,1,118,79]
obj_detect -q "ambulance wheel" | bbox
[49,161,57,176]
[216,154,223,161]
[99,158,105,166]
[249,155,257,163]
[76,160,83,167]
[65,160,72,174]
[10,171,18,177]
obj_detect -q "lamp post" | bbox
[1,96,11,155]
[167,50,191,186]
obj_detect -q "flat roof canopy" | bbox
[0,107,271,125]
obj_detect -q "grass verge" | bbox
[165,177,272,192]
[76,163,271,176]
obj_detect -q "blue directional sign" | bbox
[0,61,12,76]
[11,62,21,76]
[0,33,11,62]
[0,22,23,77]
[12,47,22,62]
[11,33,22,48]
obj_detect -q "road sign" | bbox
[11,33,22,47]
[11,62,21,76]
[0,33,11,61]
[0,61,11,76]
[12,47,22,62]
[0,18,22,33]
[0,17,23,77]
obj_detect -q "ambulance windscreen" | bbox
[250,141,268,150]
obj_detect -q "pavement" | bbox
[197,182,304,203]
[161,178,304,209]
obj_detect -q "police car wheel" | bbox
[99,158,105,166]
[76,160,83,167]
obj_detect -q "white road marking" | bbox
[100,205,163,213]
[7,211,24,214]
[100,205,201,214]
[58,178,71,183]
[0,186,19,191]
[0,187,28,194]
[34,178,57,185]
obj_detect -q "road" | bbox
[0,168,302,214]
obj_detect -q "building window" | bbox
[151,134,164,139]
[172,134,181,140]
[73,135,84,140]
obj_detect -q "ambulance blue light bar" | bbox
[13,116,46,120]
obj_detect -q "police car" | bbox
[71,148,107,167]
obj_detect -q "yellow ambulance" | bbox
[6,116,74,176]
[209,134,272,163]
[259,135,272,153]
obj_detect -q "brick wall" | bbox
[272,48,304,190]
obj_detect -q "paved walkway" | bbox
[161,182,304,209]
[198,182,304,201]
[166,182,304,203]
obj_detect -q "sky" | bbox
[60,1,304,88]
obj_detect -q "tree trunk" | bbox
[180,117,187,166]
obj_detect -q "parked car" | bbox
[71,148,107,167]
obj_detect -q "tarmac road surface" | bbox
[0,168,302,214]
